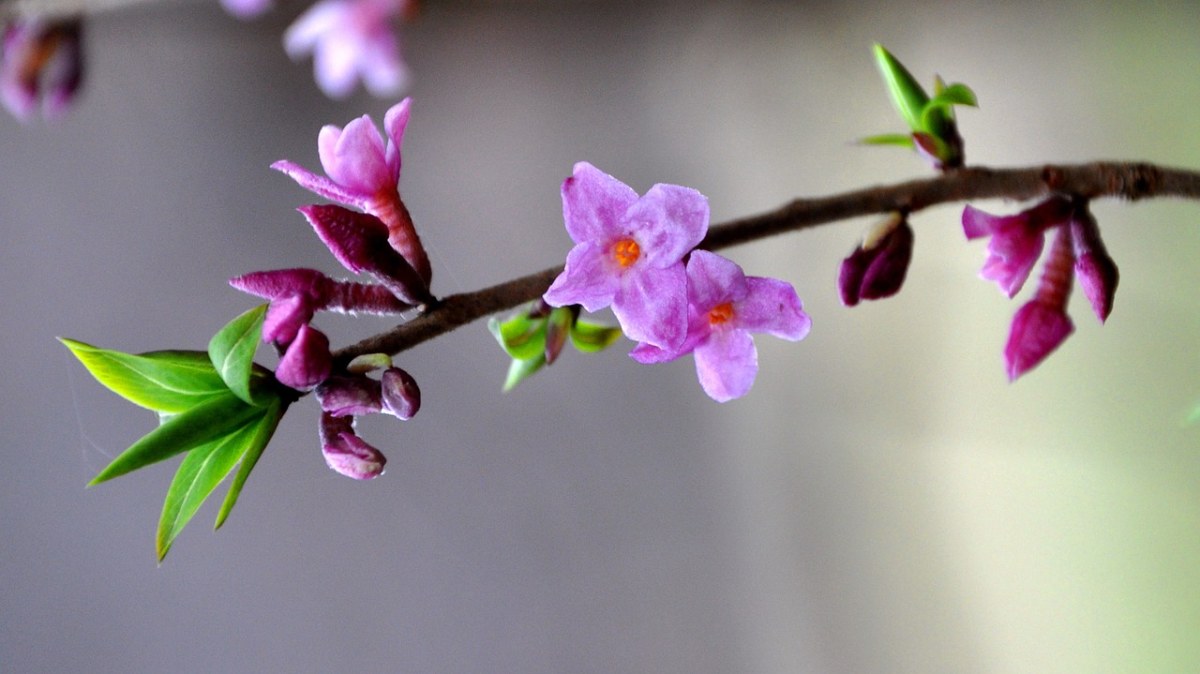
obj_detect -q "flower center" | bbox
[611,238,641,268]
[707,302,735,326]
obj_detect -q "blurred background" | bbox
[3,0,1200,672]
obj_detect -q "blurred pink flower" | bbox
[283,0,413,100]
[1,18,83,122]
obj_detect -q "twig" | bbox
[332,161,1200,366]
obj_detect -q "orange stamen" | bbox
[708,302,735,325]
[612,239,641,268]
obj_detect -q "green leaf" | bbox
[859,133,916,148]
[59,339,228,413]
[155,397,285,561]
[503,354,545,392]
[488,312,548,361]
[87,392,261,486]
[929,82,977,107]
[570,320,623,354]
[215,398,285,531]
[208,305,267,406]
[873,43,929,132]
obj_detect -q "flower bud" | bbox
[316,375,382,417]
[263,293,315,345]
[1004,299,1074,381]
[380,367,420,420]
[838,214,914,306]
[319,413,385,480]
[1069,208,1118,323]
[275,324,332,390]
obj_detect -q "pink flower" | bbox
[1,18,83,122]
[543,162,709,350]
[273,99,430,286]
[1004,225,1075,380]
[962,196,1072,297]
[220,0,272,19]
[283,0,411,100]
[631,251,811,402]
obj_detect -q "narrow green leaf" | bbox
[503,355,545,392]
[156,414,263,562]
[488,313,548,361]
[859,133,916,148]
[88,393,260,486]
[215,398,285,531]
[873,43,929,132]
[930,82,977,107]
[570,320,623,354]
[208,305,267,406]
[59,339,228,413]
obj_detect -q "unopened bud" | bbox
[316,375,383,417]
[1069,208,1118,323]
[838,214,914,306]
[380,367,420,420]
[275,324,331,390]
[318,413,385,480]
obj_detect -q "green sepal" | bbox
[503,353,546,392]
[544,307,573,364]
[873,43,929,132]
[208,305,268,406]
[155,397,285,561]
[87,392,262,486]
[488,312,549,361]
[569,320,623,354]
[859,133,916,148]
[59,338,229,414]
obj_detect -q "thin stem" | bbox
[333,161,1200,366]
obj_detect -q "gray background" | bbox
[4,1,1200,672]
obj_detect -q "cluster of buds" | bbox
[230,98,433,478]
[543,162,812,402]
[963,196,1119,380]
[1,17,83,121]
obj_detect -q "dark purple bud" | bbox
[380,367,420,420]
[263,293,315,345]
[318,413,386,480]
[1068,208,1118,323]
[1,18,84,121]
[838,214,914,306]
[275,324,331,390]
[316,375,383,417]
[298,204,433,306]
[912,129,963,171]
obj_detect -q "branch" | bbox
[333,161,1200,366]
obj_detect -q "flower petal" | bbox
[271,159,364,207]
[685,250,746,311]
[694,329,758,402]
[561,162,639,244]
[543,241,620,312]
[1003,299,1074,381]
[325,115,390,193]
[624,183,709,266]
[383,98,411,181]
[612,263,688,349]
[738,277,811,341]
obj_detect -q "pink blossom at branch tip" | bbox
[283,0,411,100]
[1,18,83,122]
[219,0,272,19]
[962,196,1072,298]
[631,251,811,402]
[272,99,431,284]
[276,324,332,390]
[838,214,913,306]
[319,413,386,480]
[543,162,709,350]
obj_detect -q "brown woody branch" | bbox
[332,161,1200,367]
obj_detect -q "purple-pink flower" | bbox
[543,162,709,350]
[1,18,83,122]
[962,196,1072,298]
[273,99,431,286]
[1004,225,1075,381]
[631,251,811,402]
[283,0,412,100]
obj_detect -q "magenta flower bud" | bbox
[838,214,914,306]
[1069,208,1119,323]
[262,293,315,344]
[380,367,420,420]
[319,413,386,480]
[962,196,1073,298]
[1004,225,1076,381]
[316,375,383,417]
[1,18,84,122]
[275,324,332,390]
[297,204,432,306]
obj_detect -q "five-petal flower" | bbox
[283,0,412,100]
[543,162,709,350]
